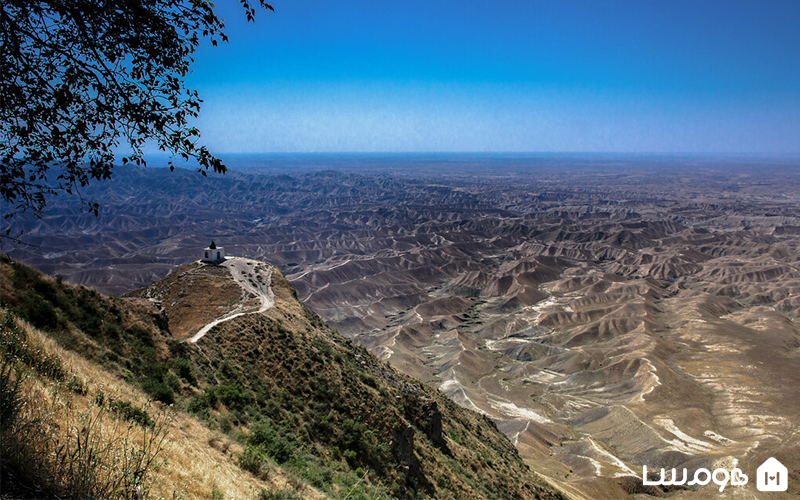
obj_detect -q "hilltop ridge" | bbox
[1,255,563,499]
[124,256,275,342]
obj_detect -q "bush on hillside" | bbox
[248,417,299,464]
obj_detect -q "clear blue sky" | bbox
[186,0,800,153]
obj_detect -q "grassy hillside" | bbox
[0,256,563,499]
[0,309,305,499]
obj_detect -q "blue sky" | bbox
[187,0,800,153]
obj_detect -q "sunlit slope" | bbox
[1,256,562,499]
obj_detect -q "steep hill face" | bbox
[1,256,562,500]
[0,308,287,500]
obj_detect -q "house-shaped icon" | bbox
[757,457,788,492]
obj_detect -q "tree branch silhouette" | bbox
[0,0,274,227]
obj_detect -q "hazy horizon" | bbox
[150,150,800,167]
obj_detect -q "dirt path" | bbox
[189,257,274,343]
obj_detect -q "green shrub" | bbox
[168,339,189,357]
[134,343,158,363]
[33,280,59,304]
[103,322,121,340]
[214,383,251,412]
[219,414,234,433]
[165,371,181,391]
[204,386,219,407]
[126,324,154,346]
[292,457,333,489]
[219,360,239,380]
[172,358,196,385]
[249,418,298,464]
[359,373,378,389]
[338,418,366,454]
[141,379,175,405]
[256,489,302,500]
[238,444,267,476]
[108,399,154,428]
[20,296,59,331]
[187,393,210,419]
[79,314,102,338]
[11,262,39,289]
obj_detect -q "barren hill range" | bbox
[4,154,800,498]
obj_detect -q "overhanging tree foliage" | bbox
[0,0,273,222]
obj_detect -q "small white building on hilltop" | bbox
[201,241,225,263]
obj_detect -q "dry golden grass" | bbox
[1,312,322,500]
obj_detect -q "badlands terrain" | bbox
[4,154,800,498]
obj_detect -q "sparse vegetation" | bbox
[172,357,197,385]
[0,316,170,499]
[0,362,23,433]
[0,258,564,499]
[0,263,185,408]
[0,311,66,379]
[257,489,303,500]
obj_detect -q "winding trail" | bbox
[189,257,274,343]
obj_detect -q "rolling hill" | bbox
[0,255,562,499]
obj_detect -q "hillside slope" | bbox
[0,310,298,499]
[1,255,562,499]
